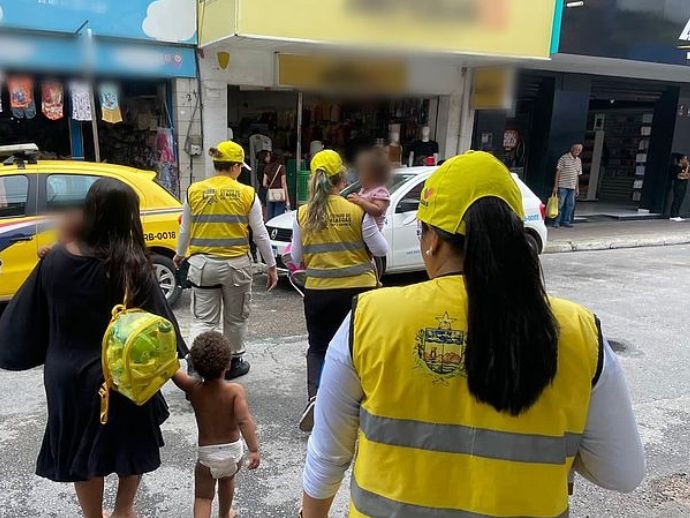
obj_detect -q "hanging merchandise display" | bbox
[8,76,37,119]
[99,83,123,124]
[70,80,92,121]
[41,81,65,121]
[156,127,179,195]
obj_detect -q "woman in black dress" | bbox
[0,178,187,518]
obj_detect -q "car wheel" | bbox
[152,254,182,306]
[525,232,541,255]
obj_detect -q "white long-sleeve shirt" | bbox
[290,214,389,265]
[176,194,276,268]
[303,314,645,500]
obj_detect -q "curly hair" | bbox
[190,332,232,380]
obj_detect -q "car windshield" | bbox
[341,173,416,197]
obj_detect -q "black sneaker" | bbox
[225,358,250,380]
[299,396,317,432]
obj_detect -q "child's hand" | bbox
[246,450,261,470]
[38,246,53,259]
[347,194,362,205]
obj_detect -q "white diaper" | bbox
[197,440,244,479]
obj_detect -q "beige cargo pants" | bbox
[187,254,253,358]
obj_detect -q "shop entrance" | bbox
[228,86,439,204]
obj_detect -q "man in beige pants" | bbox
[175,141,278,379]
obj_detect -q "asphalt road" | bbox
[1,246,690,517]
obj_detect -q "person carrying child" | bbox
[347,148,392,279]
[173,331,260,518]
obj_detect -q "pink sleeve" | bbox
[370,187,391,202]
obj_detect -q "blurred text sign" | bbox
[201,0,558,59]
[471,67,516,110]
[277,54,407,94]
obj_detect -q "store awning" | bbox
[199,0,560,61]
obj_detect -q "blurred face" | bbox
[571,145,583,157]
[682,156,689,168]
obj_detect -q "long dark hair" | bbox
[80,178,152,306]
[429,197,559,415]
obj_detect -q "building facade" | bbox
[0,0,203,196]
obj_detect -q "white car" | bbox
[265,167,548,275]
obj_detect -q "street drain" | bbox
[654,473,690,506]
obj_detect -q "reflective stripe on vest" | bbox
[189,237,249,248]
[191,214,249,224]
[302,241,367,255]
[360,407,582,465]
[350,277,600,517]
[306,263,375,279]
[351,479,570,518]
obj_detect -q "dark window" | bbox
[46,174,100,208]
[396,181,425,213]
[0,175,29,218]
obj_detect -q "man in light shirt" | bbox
[553,144,583,228]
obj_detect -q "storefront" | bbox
[0,1,198,196]
[196,0,561,191]
[473,0,690,217]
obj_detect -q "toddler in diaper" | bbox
[173,332,260,518]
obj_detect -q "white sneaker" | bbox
[670,217,684,222]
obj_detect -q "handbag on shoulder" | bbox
[267,165,287,203]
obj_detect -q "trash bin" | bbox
[297,170,310,206]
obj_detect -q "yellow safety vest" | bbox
[350,275,601,518]
[187,175,255,259]
[298,196,377,290]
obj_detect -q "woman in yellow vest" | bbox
[175,141,278,380]
[290,149,388,432]
[301,151,644,517]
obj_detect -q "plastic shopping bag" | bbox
[546,195,559,220]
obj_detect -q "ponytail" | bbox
[305,170,343,233]
[462,197,558,415]
[427,197,558,416]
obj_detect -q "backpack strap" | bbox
[99,303,127,425]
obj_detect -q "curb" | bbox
[544,234,690,254]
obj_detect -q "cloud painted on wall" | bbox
[0,5,4,23]
[142,0,196,43]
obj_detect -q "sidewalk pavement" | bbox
[545,218,690,253]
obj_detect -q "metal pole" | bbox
[295,91,303,206]
[86,29,101,162]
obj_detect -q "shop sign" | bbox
[0,0,196,44]
[204,0,558,60]
[0,33,197,78]
[559,0,690,66]
[277,54,407,94]
[471,68,515,111]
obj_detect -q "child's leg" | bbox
[217,476,236,518]
[112,475,142,518]
[74,477,105,518]
[194,462,216,518]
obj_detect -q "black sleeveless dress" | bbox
[0,246,188,482]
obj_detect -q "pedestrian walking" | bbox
[175,141,278,380]
[290,149,389,432]
[263,152,291,220]
[301,151,644,518]
[669,153,689,221]
[552,143,583,228]
[172,331,260,518]
[0,178,187,518]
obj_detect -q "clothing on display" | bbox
[41,81,64,121]
[99,83,123,124]
[8,76,37,119]
[69,81,92,121]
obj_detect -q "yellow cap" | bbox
[210,141,251,170]
[310,149,346,177]
[417,151,525,235]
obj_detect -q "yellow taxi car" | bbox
[0,147,183,305]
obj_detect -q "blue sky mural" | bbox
[0,0,196,44]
